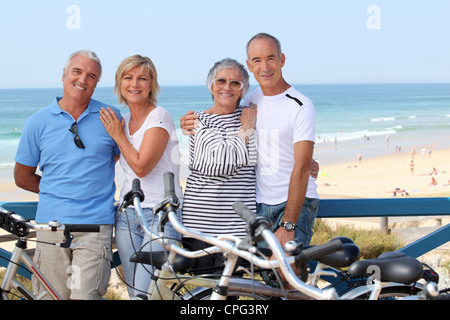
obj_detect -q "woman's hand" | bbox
[100,107,125,142]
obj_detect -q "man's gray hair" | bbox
[63,50,102,82]
[246,33,282,58]
[206,58,250,99]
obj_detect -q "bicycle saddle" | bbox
[347,251,424,284]
[130,251,196,273]
[314,237,361,268]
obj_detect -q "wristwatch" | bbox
[280,221,297,232]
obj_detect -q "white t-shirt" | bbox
[119,106,183,208]
[242,86,319,204]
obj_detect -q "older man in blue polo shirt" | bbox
[14,50,121,300]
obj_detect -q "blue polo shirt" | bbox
[15,97,121,224]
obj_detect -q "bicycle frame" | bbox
[146,247,307,300]
[129,184,339,300]
[1,237,62,300]
[0,205,100,300]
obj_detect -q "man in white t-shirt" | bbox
[240,88,318,247]
[243,33,318,248]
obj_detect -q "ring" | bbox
[106,121,110,124]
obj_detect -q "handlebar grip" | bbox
[163,172,176,198]
[65,224,100,232]
[129,178,145,202]
[233,201,256,223]
[132,178,141,191]
[295,239,343,265]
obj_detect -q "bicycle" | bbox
[0,205,99,300]
[118,174,345,300]
[120,172,448,300]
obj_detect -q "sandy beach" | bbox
[316,147,450,199]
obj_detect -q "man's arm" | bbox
[180,110,199,135]
[14,162,40,193]
[275,140,314,246]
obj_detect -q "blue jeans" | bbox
[257,197,319,246]
[115,207,181,298]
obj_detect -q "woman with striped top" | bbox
[181,58,257,267]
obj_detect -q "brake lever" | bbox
[55,230,94,251]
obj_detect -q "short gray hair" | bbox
[206,58,250,99]
[246,33,282,58]
[63,50,102,82]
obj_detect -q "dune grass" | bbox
[311,219,405,260]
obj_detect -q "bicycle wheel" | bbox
[182,287,275,300]
[351,285,422,300]
[435,288,450,300]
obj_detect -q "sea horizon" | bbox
[2,81,449,89]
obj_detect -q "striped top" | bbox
[181,107,257,238]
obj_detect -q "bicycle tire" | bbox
[351,285,422,300]
[183,287,275,300]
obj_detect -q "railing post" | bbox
[380,217,389,234]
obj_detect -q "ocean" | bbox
[1,83,449,174]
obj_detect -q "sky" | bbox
[0,0,449,89]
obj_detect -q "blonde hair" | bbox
[114,55,160,105]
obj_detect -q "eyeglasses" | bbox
[213,78,244,90]
[69,122,85,149]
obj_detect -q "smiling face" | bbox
[120,66,152,106]
[246,37,288,96]
[61,54,100,106]
[211,67,244,112]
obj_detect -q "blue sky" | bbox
[1,0,449,88]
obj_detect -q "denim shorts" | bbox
[257,197,319,246]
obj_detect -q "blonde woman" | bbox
[100,55,182,299]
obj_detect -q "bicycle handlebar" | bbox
[233,201,271,244]
[295,239,343,265]
[233,200,343,266]
[232,201,255,223]
[0,205,100,248]
[163,171,176,199]
[119,178,145,212]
